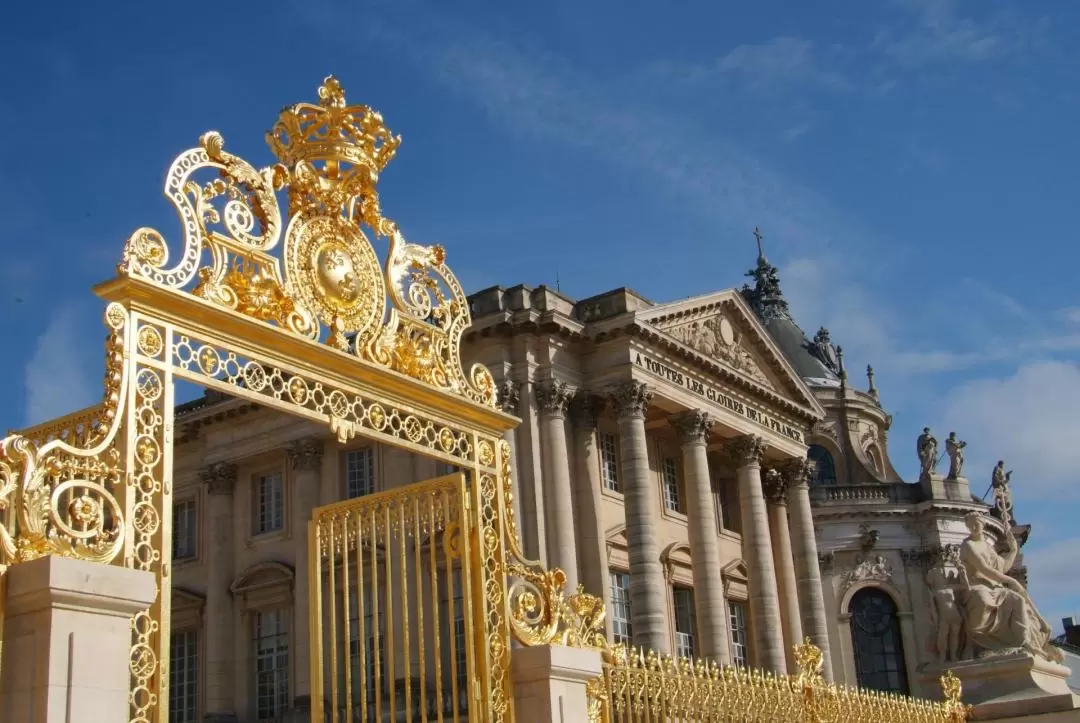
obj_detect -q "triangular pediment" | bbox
[637,290,822,416]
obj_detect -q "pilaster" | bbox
[726,434,786,673]
[611,381,668,654]
[669,410,731,663]
[783,457,834,682]
[535,379,579,591]
[570,392,612,634]
[201,461,240,719]
[287,436,325,709]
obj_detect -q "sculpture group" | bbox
[918,433,1060,668]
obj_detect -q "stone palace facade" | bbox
[165,245,1064,722]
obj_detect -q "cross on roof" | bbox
[753,226,764,258]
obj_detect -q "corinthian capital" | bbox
[668,410,713,445]
[726,435,767,468]
[201,461,238,496]
[610,380,652,420]
[570,392,607,429]
[763,468,789,506]
[497,380,521,415]
[287,437,325,472]
[781,457,816,489]
[535,379,574,417]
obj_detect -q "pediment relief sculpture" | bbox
[661,314,773,389]
[924,513,1062,666]
[842,554,893,590]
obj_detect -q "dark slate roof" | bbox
[763,315,842,388]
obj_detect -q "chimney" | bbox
[1064,617,1080,646]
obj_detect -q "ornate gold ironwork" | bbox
[0,77,516,723]
[118,76,495,407]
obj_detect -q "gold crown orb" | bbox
[266,75,401,177]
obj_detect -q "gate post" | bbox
[511,645,604,723]
[0,555,156,723]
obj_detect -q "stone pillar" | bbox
[288,436,324,712]
[1,555,157,723]
[201,461,240,722]
[764,468,803,670]
[535,379,579,592]
[668,410,731,663]
[570,393,612,628]
[497,380,524,543]
[783,457,834,682]
[611,381,668,654]
[727,435,786,673]
[511,645,604,723]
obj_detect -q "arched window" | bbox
[848,588,909,694]
[807,445,837,486]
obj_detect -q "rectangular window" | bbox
[673,588,696,659]
[169,630,198,723]
[599,432,620,492]
[254,609,290,720]
[346,447,376,498]
[729,600,749,667]
[610,572,633,645]
[253,472,285,535]
[662,456,682,513]
[172,499,197,561]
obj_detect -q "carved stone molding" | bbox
[569,392,607,429]
[610,380,652,420]
[201,461,238,496]
[534,379,574,417]
[287,437,324,472]
[668,409,713,446]
[781,457,815,490]
[725,434,767,468]
[763,468,788,506]
[497,380,521,415]
[841,555,893,590]
[900,544,960,569]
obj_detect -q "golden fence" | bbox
[308,472,486,723]
[589,641,969,723]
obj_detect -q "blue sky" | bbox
[2,0,1078,629]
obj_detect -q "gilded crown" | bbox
[266,76,401,176]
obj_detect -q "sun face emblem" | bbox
[316,245,360,305]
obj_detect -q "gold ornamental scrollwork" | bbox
[118,75,496,407]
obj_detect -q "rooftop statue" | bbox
[945,432,967,480]
[991,461,1015,525]
[808,327,840,375]
[917,427,939,478]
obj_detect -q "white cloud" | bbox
[24,304,100,426]
[716,37,852,93]
[939,361,1080,500]
[875,0,1046,68]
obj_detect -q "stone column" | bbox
[764,468,803,670]
[535,379,579,592]
[511,645,604,723]
[611,381,668,654]
[669,410,731,663]
[498,380,525,543]
[1,556,157,723]
[201,461,240,722]
[727,435,786,673]
[783,457,834,682]
[288,436,325,711]
[570,393,612,625]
